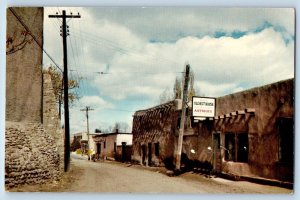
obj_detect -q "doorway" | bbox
[121,142,126,162]
[148,143,152,166]
[97,143,101,155]
[141,144,146,165]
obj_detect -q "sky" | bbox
[43,7,295,134]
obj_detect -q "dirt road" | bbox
[63,157,292,194]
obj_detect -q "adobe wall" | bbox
[183,121,214,168]
[105,134,117,159]
[115,145,132,162]
[93,134,117,159]
[132,102,177,167]
[6,7,44,122]
[192,79,294,181]
[217,79,293,180]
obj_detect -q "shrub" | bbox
[75,149,82,154]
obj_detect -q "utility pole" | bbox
[175,64,190,170]
[49,10,81,172]
[80,106,94,154]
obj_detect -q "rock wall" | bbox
[6,7,44,123]
[43,73,64,172]
[5,122,60,189]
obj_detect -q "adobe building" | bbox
[199,78,294,182]
[132,100,195,168]
[131,78,294,183]
[92,130,132,162]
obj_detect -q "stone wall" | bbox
[6,7,44,122]
[43,73,64,172]
[5,122,60,189]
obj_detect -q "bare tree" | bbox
[112,122,129,133]
[159,87,173,104]
[159,68,198,104]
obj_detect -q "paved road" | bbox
[65,157,292,194]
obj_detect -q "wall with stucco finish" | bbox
[6,7,43,122]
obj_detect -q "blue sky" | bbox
[43,7,295,134]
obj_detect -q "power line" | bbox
[71,29,181,68]
[9,8,63,73]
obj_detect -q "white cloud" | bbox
[88,27,293,100]
[79,96,113,109]
[195,81,239,97]
[88,7,295,42]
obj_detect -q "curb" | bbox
[217,172,293,189]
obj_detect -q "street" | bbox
[10,155,293,193]
[61,156,292,193]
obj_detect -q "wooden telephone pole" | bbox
[175,64,190,170]
[80,106,94,152]
[49,10,81,172]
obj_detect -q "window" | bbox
[155,142,159,156]
[225,133,235,161]
[104,141,106,149]
[237,134,248,162]
[278,118,293,163]
[114,142,116,152]
[225,132,248,163]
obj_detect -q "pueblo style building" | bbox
[92,130,133,162]
[131,78,294,183]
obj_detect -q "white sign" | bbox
[192,97,216,117]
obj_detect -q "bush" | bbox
[75,149,82,154]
